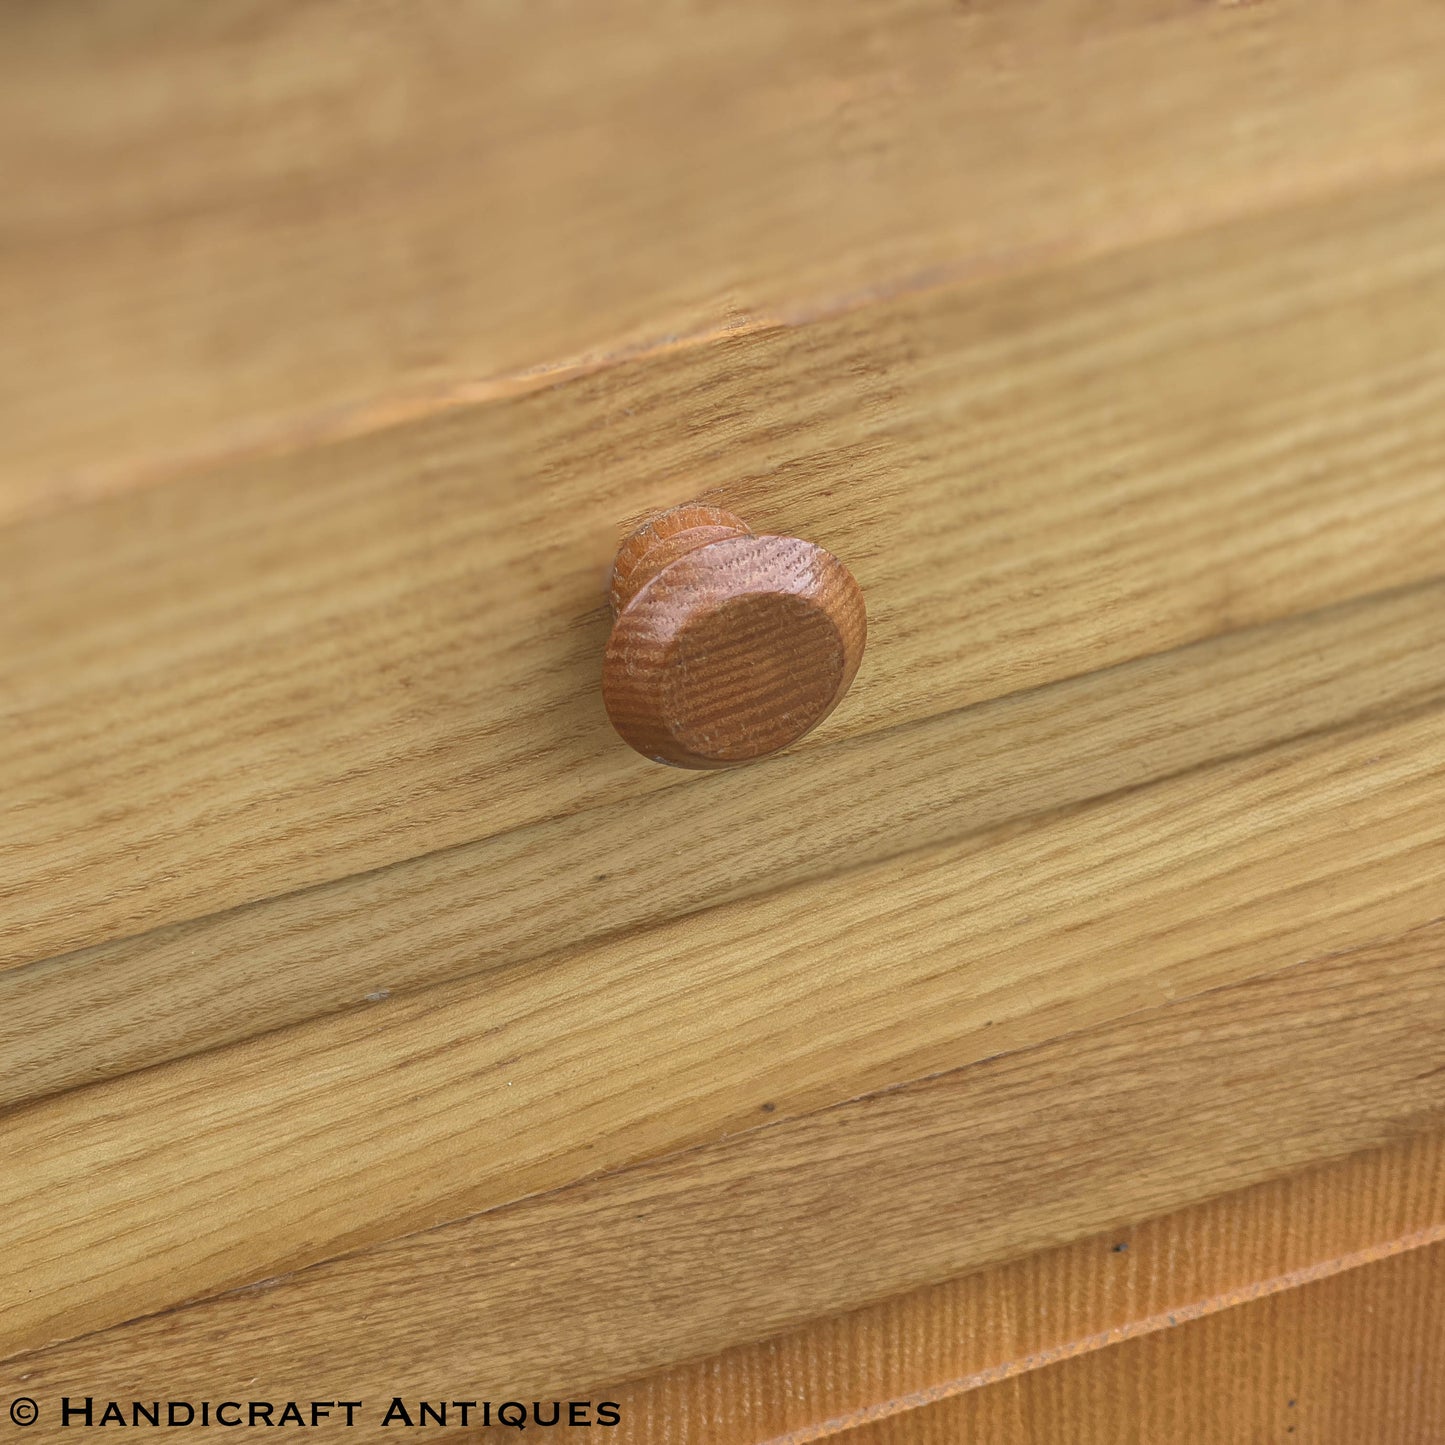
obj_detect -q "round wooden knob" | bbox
[602,503,866,769]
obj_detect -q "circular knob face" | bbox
[603,507,866,769]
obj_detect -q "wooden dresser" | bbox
[4,3,1445,1441]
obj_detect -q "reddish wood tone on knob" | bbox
[602,504,866,769]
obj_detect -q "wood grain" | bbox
[826,1244,1445,1445]
[602,505,867,768]
[5,0,1445,515]
[8,171,1445,969]
[4,701,1445,1360]
[5,577,1445,1112]
[5,922,1444,1433]
[594,1130,1445,1444]
[9,4,1445,1427]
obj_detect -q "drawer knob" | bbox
[603,503,866,769]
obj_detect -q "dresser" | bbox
[3,4,1445,1441]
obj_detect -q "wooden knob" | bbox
[602,503,866,769]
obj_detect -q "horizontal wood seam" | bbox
[12,154,1445,533]
[771,1223,1445,1445]
[10,569,1444,996]
[9,914,1443,1373]
[5,580,1443,1120]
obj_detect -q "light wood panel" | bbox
[9,171,1445,969]
[829,1244,1445,1445]
[5,922,1444,1433]
[9,5,1445,1432]
[595,1131,1445,1444]
[5,0,1445,514]
[5,701,1445,1357]
[7,578,1443,1111]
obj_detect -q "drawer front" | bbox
[9,179,1445,972]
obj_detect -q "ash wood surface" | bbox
[599,1130,1445,1443]
[8,172,1445,970]
[5,922,1444,1434]
[4,0,1445,518]
[6,578,1443,1114]
[5,700,1445,1358]
[6,1,1445,1423]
